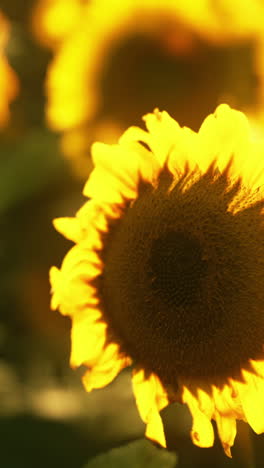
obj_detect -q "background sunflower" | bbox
[1,0,264,467]
[32,0,264,177]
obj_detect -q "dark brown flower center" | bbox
[149,231,208,309]
[98,164,264,388]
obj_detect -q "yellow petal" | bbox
[145,408,167,448]
[77,201,109,231]
[83,166,128,203]
[50,245,101,317]
[142,109,182,167]
[237,371,264,434]
[132,370,157,421]
[82,343,131,392]
[77,199,110,232]
[212,383,243,419]
[239,139,264,190]
[155,376,169,412]
[139,109,199,175]
[83,142,141,201]
[214,412,237,458]
[53,217,82,243]
[132,370,167,447]
[60,245,102,280]
[198,104,252,180]
[195,387,214,419]
[122,141,162,184]
[92,142,139,182]
[250,359,264,377]
[167,127,198,175]
[70,310,106,367]
[51,261,100,315]
[119,127,167,183]
[182,387,214,448]
[119,126,153,150]
[190,411,214,448]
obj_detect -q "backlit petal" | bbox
[182,387,214,448]
[212,383,243,419]
[53,217,82,243]
[145,408,167,448]
[132,370,167,447]
[214,412,237,458]
[237,371,264,434]
[70,310,106,367]
[82,343,131,391]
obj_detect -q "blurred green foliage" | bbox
[84,439,177,468]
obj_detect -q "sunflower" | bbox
[33,0,264,177]
[0,11,18,128]
[50,104,264,457]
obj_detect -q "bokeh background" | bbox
[1,0,264,466]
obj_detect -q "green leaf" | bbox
[83,439,177,468]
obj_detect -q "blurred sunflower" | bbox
[32,0,264,177]
[0,11,18,128]
[50,104,264,457]
[32,0,85,47]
